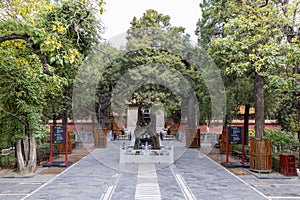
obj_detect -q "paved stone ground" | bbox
[0,138,299,200]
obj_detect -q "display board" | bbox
[52,126,66,144]
[228,126,242,144]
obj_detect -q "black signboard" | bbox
[228,126,242,144]
[52,126,66,144]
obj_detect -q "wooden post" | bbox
[48,125,53,164]
[250,138,272,173]
[185,128,200,148]
[225,126,230,164]
[94,128,107,148]
[241,126,245,164]
[64,126,69,164]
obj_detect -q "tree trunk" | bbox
[97,94,109,129]
[16,123,37,175]
[244,104,250,145]
[149,107,160,149]
[222,114,227,132]
[52,103,57,126]
[187,90,197,129]
[254,72,265,138]
[62,107,68,128]
[92,114,95,134]
[297,99,300,167]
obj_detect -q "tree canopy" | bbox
[0,0,105,174]
[197,0,300,138]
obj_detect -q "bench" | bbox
[231,149,250,162]
[164,135,175,140]
[37,145,59,165]
[118,134,131,140]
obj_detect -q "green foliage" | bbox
[0,0,105,172]
[264,129,299,153]
[0,0,66,147]
[272,153,280,172]
[271,153,300,172]
[0,153,16,167]
[92,9,208,126]
[248,129,255,138]
[198,0,300,136]
[42,0,104,126]
[197,0,256,126]
[34,125,50,145]
[124,10,208,122]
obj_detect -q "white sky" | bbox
[101,0,202,43]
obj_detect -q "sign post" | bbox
[63,126,69,166]
[44,125,72,167]
[241,126,246,164]
[228,126,242,144]
[225,126,230,164]
[222,125,249,168]
[47,125,54,164]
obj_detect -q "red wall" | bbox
[49,120,281,133]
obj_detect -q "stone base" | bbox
[43,161,73,167]
[119,146,173,164]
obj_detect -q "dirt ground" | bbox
[0,143,95,177]
[203,145,250,176]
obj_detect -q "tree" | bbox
[207,0,292,138]
[89,10,210,150]
[0,0,105,174]
[42,0,104,128]
[197,0,256,141]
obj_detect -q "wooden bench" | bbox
[111,119,125,139]
[37,145,59,166]
[164,135,175,140]
[118,134,130,140]
[231,149,250,162]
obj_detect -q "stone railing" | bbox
[119,146,173,164]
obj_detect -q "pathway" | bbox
[0,139,299,200]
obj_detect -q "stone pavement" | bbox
[0,139,299,200]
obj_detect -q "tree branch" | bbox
[247,0,269,8]
[73,8,90,47]
[259,0,269,8]
[0,33,29,43]
[0,34,53,76]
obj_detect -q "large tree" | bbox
[0,0,105,174]
[205,0,295,138]
[42,0,104,127]
[106,10,210,129]
[196,0,256,141]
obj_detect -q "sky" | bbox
[100,0,202,45]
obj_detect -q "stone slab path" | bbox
[0,139,299,200]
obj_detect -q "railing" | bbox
[119,146,173,164]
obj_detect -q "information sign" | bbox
[228,126,242,144]
[52,126,66,144]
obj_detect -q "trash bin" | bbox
[280,154,297,176]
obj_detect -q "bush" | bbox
[248,129,255,138]
[232,144,250,155]
[0,153,16,167]
[272,153,280,172]
[36,144,58,154]
[34,126,50,145]
[265,128,299,153]
[36,144,58,165]
[272,153,300,172]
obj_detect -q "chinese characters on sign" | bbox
[228,126,242,144]
[52,126,66,144]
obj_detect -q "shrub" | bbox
[265,128,299,153]
[0,153,16,167]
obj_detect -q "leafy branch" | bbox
[0,33,53,76]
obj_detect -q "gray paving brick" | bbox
[0,140,299,200]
